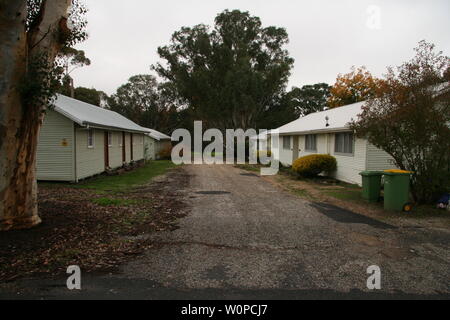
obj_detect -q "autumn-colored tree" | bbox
[328,66,383,108]
[0,0,87,230]
[351,41,450,204]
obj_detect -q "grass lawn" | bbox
[75,160,176,192]
[41,160,177,192]
[237,163,450,225]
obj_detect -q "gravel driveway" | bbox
[2,164,449,299]
[122,165,449,296]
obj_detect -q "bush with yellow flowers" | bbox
[292,154,337,177]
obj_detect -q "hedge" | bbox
[292,154,337,177]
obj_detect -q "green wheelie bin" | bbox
[359,171,383,202]
[383,170,413,211]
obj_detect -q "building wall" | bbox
[366,143,398,171]
[273,136,294,166]
[329,134,367,185]
[109,131,123,169]
[156,140,172,159]
[75,128,105,180]
[37,110,75,181]
[132,133,144,161]
[144,135,157,160]
[273,132,368,185]
[125,132,131,163]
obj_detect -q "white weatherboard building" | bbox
[143,128,172,160]
[37,94,150,182]
[271,101,398,185]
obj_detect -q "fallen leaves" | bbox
[0,168,189,282]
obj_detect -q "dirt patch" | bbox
[0,167,190,282]
[380,247,415,260]
[349,232,385,247]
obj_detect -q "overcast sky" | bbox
[72,0,450,95]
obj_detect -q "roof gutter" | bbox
[274,127,353,136]
[81,122,150,134]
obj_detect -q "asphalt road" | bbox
[1,165,449,299]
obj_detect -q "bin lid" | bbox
[383,169,413,176]
[359,171,383,176]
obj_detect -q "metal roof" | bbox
[277,101,365,135]
[53,94,150,133]
[144,128,171,141]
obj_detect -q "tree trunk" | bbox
[0,0,72,231]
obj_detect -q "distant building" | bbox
[271,101,398,185]
[143,128,172,160]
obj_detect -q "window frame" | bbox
[305,134,317,152]
[334,132,354,156]
[87,129,95,149]
[282,136,291,150]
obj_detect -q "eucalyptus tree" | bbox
[154,10,294,132]
[0,0,87,230]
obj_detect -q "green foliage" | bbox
[73,87,105,106]
[23,0,88,110]
[20,53,63,109]
[324,189,362,201]
[74,161,176,192]
[108,75,160,126]
[351,41,450,204]
[154,9,294,131]
[58,85,105,106]
[287,83,331,116]
[292,154,337,177]
[65,0,89,47]
[57,47,91,75]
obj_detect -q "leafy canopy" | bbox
[351,41,450,204]
[328,66,383,108]
[108,75,161,129]
[154,9,294,131]
[287,83,331,116]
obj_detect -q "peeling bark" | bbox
[0,0,72,231]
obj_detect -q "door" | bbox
[122,131,126,163]
[130,133,134,161]
[292,136,299,162]
[104,131,109,169]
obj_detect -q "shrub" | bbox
[292,154,337,177]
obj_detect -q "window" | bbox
[87,129,94,148]
[305,135,317,151]
[335,132,354,155]
[108,132,113,147]
[283,136,291,150]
